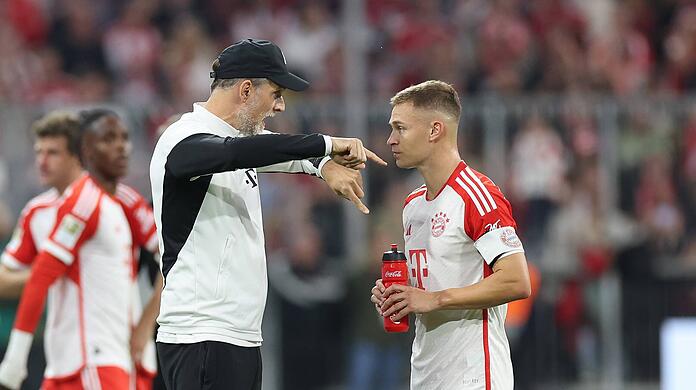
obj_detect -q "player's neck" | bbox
[88,170,118,195]
[418,149,461,199]
[55,168,85,195]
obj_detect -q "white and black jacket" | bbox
[150,103,332,347]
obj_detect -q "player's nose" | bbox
[387,130,398,145]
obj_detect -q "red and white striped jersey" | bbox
[115,183,159,375]
[1,188,60,270]
[403,161,524,390]
[11,174,134,379]
[115,183,158,258]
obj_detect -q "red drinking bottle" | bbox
[382,243,409,332]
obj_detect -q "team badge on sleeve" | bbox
[500,227,522,248]
[53,215,85,250]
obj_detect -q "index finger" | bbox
[346,190,370,214]
[365,148,388,166]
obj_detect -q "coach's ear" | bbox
[428,121,445,142]
[239,80,253,102]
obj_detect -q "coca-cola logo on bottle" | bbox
[385,270,402,278]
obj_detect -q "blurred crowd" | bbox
[1,0,696,388]
[2,0,696,106]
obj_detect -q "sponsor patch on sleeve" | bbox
[53,214,85,250]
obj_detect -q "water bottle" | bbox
[382,243,409,333]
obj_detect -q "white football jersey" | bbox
[403,161,524,390]
[9,174,135,378]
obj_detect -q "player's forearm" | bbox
[0,268,29,299]
[435,266,530,311]
[138,273,163,332]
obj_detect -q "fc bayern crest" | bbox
[431,212,450,237]
[500,227,522,248]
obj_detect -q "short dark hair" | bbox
[390,80,462,121]
[210,59,266,91]
[78,108,120,133]
[31,111,81,156]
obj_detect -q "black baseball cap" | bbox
[210,38,309,91]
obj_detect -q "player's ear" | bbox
[429,121,444,142]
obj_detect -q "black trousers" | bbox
[157,341,262,390]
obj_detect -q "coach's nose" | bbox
[273,96,285,113]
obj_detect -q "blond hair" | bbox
[31,111,81,156]
[390,80,461,121]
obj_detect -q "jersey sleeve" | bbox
[459,169,524,265]
[42,183,101,266]
[1,208,36,270]
[13,251,70,333]
[165,133,330,179]
[131,198,159,254]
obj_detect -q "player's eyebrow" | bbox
[390,120,404,127]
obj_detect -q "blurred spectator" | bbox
[229,0,293,43]
[268,222,348,390]
[587,5,652,94]
[680,105,696,237]
[541,161,641,380]
[619,110,675,211]
[660,5,696,92]
[0,154,10,241]
[49,0,107,76]
[162,15,215,110]
[346,183,411,390]
[5,0,49,47]
[477,0,534,93]
[509,115,567,257]
[0,22,44,102]
[103,0,162,106]
[635,155,684,254]
[276,2,338,91]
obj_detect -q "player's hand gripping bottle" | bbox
[382,244,409,333]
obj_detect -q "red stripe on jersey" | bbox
[483,261,493,390]
[66,256,88,373]
[403,189,426,208]
[450,162,518,242]
[72,178,100,220]
[116,184,139,206]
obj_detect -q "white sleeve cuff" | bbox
[474,227,525,265]
[0,329,32,389]
[43,240,74,265]
[316,156,332,179]
[145,234,159,254]
[0,253,30,271]
[322,135,332,156]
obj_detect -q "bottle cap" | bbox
[382,244,406,261]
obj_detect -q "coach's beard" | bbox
[236,109,274,136]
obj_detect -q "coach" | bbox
[150,38,384,389]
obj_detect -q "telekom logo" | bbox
[409,249,428,289]
[385,270,403,278]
